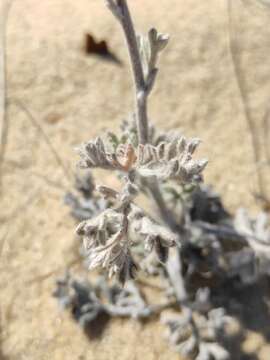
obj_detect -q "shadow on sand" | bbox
[213,276,270,360]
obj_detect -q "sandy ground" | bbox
[1,0,270,359]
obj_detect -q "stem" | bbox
[166,249,200,346]
[115,0,148,144]
[148,179,183,233]
[107,1,201,347]
[108,0,181,233]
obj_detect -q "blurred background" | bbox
[1,0,270,359]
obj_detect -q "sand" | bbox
[1,0,270,359]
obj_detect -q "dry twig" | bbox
[0,0,15,193]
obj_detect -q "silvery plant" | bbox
[56,1,270,359]
[75,0,207,286]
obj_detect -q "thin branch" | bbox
[0,225,9,257]
[30,171,67,191]
[26,257,81,285]
[109,0,148,144]
[263,105,270,167]
[0,189,38,222]
[227,0,268,202]
[107,0,181,229]
[10,98,74,185]
[0,0,15,193]
[116,0,145,92]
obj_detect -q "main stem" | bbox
[111,0,200,346]
[115,0,181,231]
[117,0,148,144]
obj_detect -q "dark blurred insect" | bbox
[84,33,122,65]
